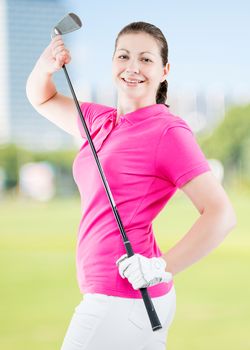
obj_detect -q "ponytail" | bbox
[156,80,169,108]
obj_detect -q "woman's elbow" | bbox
[205,201,237,234]
[221,203,237,232]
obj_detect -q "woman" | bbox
[26,21,237,350]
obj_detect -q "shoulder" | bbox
[76,102,115,137]
[80,102,115,116]
[80,102,116,124]
[155,105,193,134]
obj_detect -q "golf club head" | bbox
[51,13,82,39]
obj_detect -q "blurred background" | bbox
[0,0,249,349]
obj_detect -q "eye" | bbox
[118,55,128,59]
[142,58,152,63]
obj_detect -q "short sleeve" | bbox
[155,123,211,188]
[77,102,93,139]
[76,102,115,139]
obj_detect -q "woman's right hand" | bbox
[37,35,71,75]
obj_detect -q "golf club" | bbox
[51,13,163,331]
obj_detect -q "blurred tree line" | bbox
[0,145,78,197]
[199,103,250,190]
[0,103,249,197]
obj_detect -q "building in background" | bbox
[0,0,87,151]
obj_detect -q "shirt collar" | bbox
[112,104,169,125]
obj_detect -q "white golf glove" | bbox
[116,253,172,290]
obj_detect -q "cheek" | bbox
[147,69,163,86]
[112,63,124,79]
[112,60,118,71]
[111,67,122,85]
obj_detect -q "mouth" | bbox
[121,78,145,86]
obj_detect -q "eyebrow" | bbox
[117,49,156,56]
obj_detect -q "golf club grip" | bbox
[124,240,162,331]
[140,288,162,331]
[61,64,162,331]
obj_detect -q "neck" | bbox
[116,95,156,118]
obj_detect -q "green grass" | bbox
[0,189,249,350]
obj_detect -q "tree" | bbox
[199,103,250,178]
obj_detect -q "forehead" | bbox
[116,32,160,56]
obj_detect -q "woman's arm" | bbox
[162,171,237,276]
[26,35,83,137]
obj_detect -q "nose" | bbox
[125,58,140,74]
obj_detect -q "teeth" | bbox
[123,78,144,83]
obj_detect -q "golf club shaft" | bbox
[62,64,162,331]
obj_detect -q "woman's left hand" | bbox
[116,253,172,290]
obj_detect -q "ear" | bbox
[161,63,170,82]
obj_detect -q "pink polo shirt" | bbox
[72,102,211,298]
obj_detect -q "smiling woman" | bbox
[111,23,170,122]
[26,19,236,350]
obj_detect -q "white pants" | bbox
[60,286,176,350]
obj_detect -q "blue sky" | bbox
[63,0,250,95]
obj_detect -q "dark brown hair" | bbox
[113,21,170,108]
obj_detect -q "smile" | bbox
[121,78,145,85]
